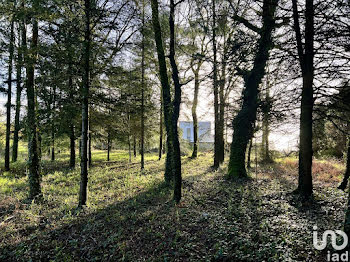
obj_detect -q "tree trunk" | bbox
[133,135,137,158]
[338,137,350,190]
[262,84,272,163]
[70,123,75,168]
[51,86,56,162]
[27,0,41,199]
[13,7,25,163]
[107,131,111,161]
[213,0,220,169]
[151,0,175,184]
[88,131,92,167]
[140,0,145,170]
[158,95,163,160]
[228,0,278,178]
[218,25,227,165]
[292,0,314,198]
[247,138,253,169]
[169,0,182,203]
[5,14,15,171]
[191,68,200,158]
[79,0,91,207]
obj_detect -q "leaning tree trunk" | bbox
[13,13,25,163]
[27,0,41,199]
[228,0,278,178]
[5,14,15,171]
[292,0,314,198]
[151,0,175,184]
[78,0,91,207]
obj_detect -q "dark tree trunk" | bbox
[158,95,163,160]
[51,86,56,162]
[151,0,175,184]
[107,131,111,162]
[339,138,350,190]
[133,135,137,158]
[13,7,25,163]
[27,0,41,199]
[70,124,75,168]
[191,68,200,158]
[212,0,220,169]
[79,0,91,207]
[88,131,92,167]
[262,85,272,163]
[247,138,253,169]
[68,65,75,168]
[228,0,278,178]
[169,0,182,204]
[140,0,145,170]
[218,27,227,165]
[292,0,314,198]
[5,14,15,171]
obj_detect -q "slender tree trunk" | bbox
[68,64,75,168]
[212,0,220,169]
[262,84,272,163]
[141,0,145,170]
[339,137,350,190]
[5,14,15,171]
[247,138,253,169]
[51,86,56,161]
[27,0,41,199]
[158,95,163,160]
[133,135,137,158]
[70,123,75,168]
[88,131,92,167]
[79,0,91,207]
[169,0,182,203]
[228,0,278,178]
[107,131,111,161]
[218,26,227,164]
[292,0,314,198]
[191,68,200,158]
[13,7,25,163]
[151,0,175,184]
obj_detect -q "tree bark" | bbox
[158,95,163,160]
[140,0,145,170]
[13,8,25,163]
[228,0,278,178]
[247,138,253,169]
[133,135,137,158]
[191,68,199,159]
[107,130,111,162]
[5,12,15,171]
[51,86,56,162]
[27,0,41,199]
[212,0,220,169]
[292,0,314,198]
[79,0,91,207]
[169,0,182,204]
[151,0,175,184]
[338,137,350,190]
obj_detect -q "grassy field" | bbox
[0,150,348,261]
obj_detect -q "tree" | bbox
[78,0,91,207]
[150,0,182,203]
[26,0,41,199]
[227,0,279,178]
[292,0,314,198]
[5,1,15,171]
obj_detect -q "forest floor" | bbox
[0,151,348,261]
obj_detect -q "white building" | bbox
[179,121,214,143]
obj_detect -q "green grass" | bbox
[0,150,348,261]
